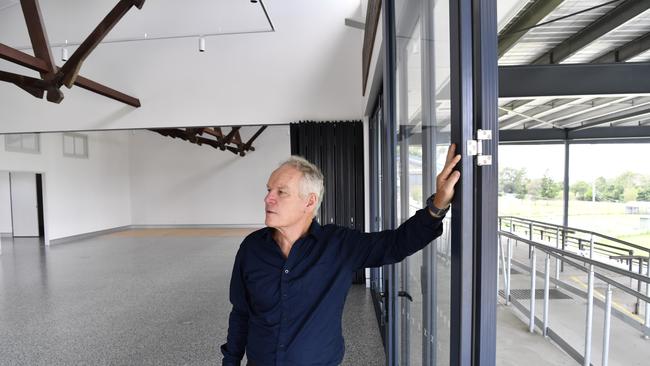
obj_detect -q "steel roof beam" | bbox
[498,0,564,58]
[532,0,650,64]
[593,32,650,63]
[568,103,650,131]
[500,125,650,142]
[552,96,650,128]
[524,96,633,129]
[500,62,650,97]
[500,98,576,129]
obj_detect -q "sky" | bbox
[499,143,650,183]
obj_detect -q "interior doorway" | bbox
[9,172,44,238]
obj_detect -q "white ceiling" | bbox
[0,0,271,48]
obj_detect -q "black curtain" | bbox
[290,121,366,283]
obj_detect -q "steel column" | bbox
[584,268,594,366]
[529,247,537,333]
[602,285,612,366]
[543,254,550,337]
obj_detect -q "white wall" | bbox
[0,132,132,241]
[0,0,363,134]
[129,126,290,226]
[0,171,12,233]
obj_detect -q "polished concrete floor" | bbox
[0,233,384,366]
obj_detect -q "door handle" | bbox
[398,291,413,302]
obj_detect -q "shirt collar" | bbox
[307,219,322,238]
[263,219,323,242]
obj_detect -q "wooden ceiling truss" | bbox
[0,0,143,107]
[149,126,268,157]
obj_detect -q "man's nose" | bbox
[264,192,275,204]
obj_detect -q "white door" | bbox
[10,172,39,237]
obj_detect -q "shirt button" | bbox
[279,344,285,348]
[284,269,289,274]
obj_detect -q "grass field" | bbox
[499,196,650,250]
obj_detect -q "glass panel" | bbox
[498,144,566,225]
[395,0,451,364]
[569,143,650,246]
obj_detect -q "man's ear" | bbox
[306,193,317,211]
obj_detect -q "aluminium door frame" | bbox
[383,0,499,365]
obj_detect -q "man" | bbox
[221,144,461,366]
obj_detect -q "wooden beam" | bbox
[56,0,145,88]
[0,70,46,98]
[149,126,263,157]
[202,127,223,139]
[220,127,241,149]
[0,43,141,107]
[243,125,267,152]
[20,0,63,102]
[74,75,141,107]
[0,42,48,70]
[20,0,56,73]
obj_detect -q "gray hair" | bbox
[279,156,324,214]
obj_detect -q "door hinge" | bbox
[467,129,493,166]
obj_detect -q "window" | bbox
[4,134,40,154]
[62,133,88,158]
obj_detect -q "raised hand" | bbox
[433,143,461,209]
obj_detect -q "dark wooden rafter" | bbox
[0,0,143,107]
[148,126,268,157]
[0,69,48,98]
[20,0,56,73]
[55,0,145,88]
[243,125,267,152]
[20,0,62,102]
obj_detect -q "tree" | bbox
[571,181,590,200]
[499,167,528,199]
[527,179,542,200]
[638,186,650,201]
[540,174,561,199]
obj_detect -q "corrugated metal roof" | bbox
[496,0,650,131]
[500,0,617,65]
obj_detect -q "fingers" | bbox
[440,154,461,179]
[446,170,461,188]
[445,143,456,166]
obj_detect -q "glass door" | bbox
[382,0,499,364]
[392,0,453,364]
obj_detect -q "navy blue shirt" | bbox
[220,208,444,366]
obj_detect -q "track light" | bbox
[199,36,205,52]
[61,40,68,61]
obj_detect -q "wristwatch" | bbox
[426,194,450,218]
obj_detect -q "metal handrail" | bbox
[498,228,650,366]
[500,231,650,285]
[501,215,650,255]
